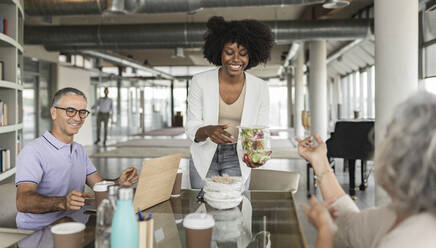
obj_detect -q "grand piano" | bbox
[307,120,375,197]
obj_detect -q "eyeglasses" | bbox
[54,106,90,119]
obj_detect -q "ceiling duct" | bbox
[25,19,373,51]
[24,0,107,16]
[81,51,176,80]
[104,0,126,14]
[322,0,350,9]
[24,0,325,16]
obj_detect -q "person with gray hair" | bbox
[15,87,138,230]
[297,91,436,248]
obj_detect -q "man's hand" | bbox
[116,167,138,187]
[64,190,93,211]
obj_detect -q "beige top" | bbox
[333,195,436,248]
[218,83,246,143]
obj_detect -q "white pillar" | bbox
[327,79,333,123]
[341,76,347,119]
[309,40,328,140]
[375,0,419,206]
[294,46,305,139]
[333,75,342,120]
[359,69,366,118]
[287,72,294,128]
[367,66,374,118]
[353,72,358,114]
[347,75,353,118]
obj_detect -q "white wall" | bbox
[57,65,93,146]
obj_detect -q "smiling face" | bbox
[220,42,249,77]
[50,94,87,138]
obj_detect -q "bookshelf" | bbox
[0,0,23,182]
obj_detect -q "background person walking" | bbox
[93,87,113,146]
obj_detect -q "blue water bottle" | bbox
[110,187,138,248]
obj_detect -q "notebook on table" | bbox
[133,153,182,212]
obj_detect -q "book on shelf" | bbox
[0,148,11,173]
[3,18,8,35]
[17,65,22,85]
[0,61,4,80]
[0,100,3,126]
[17,132,22,154]
[0,15,3,34]
[0,101,7,126]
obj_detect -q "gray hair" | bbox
[51,87,87,106]
[375,91,436,216]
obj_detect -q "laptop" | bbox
[133,153,182,212]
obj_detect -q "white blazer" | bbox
[185,67,270,184]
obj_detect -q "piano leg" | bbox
[343,159,348,172]
[359,160,367,191]
[348,159,356,197]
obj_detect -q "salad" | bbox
[239,127,272,165]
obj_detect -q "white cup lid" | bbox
[93,180,115,192]
[51,222,85,235]
[183,213,215,229]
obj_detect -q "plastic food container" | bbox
[238,126,272,165]
[203,176,243,193]
[203,194,243,210]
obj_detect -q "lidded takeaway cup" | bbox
[93,180,115,208]
[183,213,215,248]
[51,222,85,248]
[171,168,183,197]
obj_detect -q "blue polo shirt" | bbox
[15,131,97,230]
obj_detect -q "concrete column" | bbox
[359,69,366,118]
[287,72,294,128]
[309,40,328,140]
[170,80,175,127]
[135,87,139,128]
[294,46,305,139]
[367,66,374,118]
[341,76,347,119]
[375,0,419,206]
[347,75,353,118]
[140,89,145,133]
[117,66,122,125]
[352,71,358,114]
[186,80,189,118]
[333,75,342,120]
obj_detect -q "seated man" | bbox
[15,87,138,230]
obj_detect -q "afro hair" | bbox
[203,16,274,70]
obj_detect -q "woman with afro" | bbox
[185,16,274,189]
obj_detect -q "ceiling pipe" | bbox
[24,19,373,51]
[277,42,301,77]
[81,50,176,80]
[24,0,325,16]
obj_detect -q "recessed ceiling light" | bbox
[323,0,350,9]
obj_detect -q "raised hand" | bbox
[296,133,327,164]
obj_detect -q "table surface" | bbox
[10,190,307,248]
